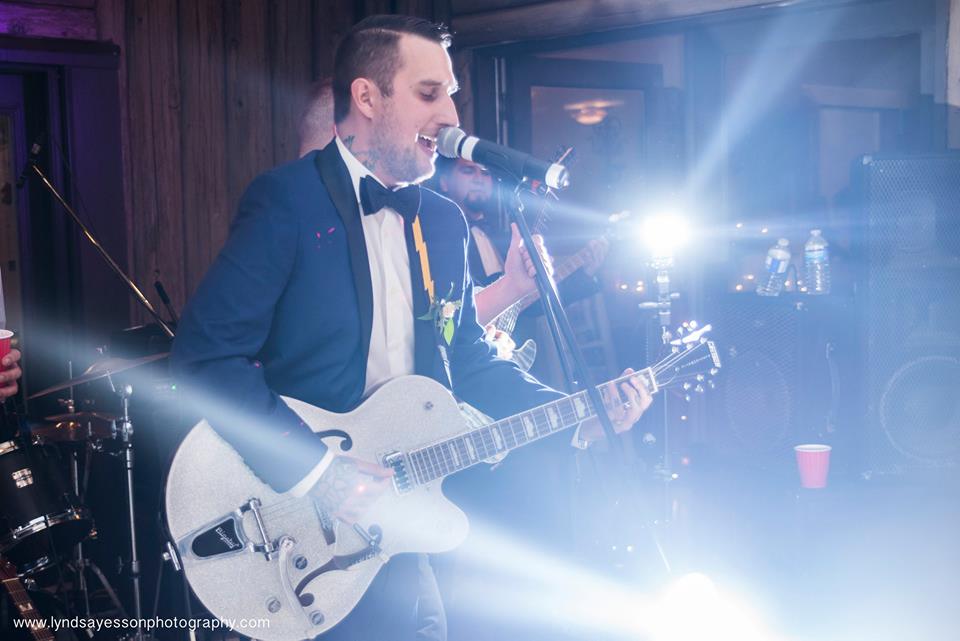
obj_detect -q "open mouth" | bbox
[417,133,437,154]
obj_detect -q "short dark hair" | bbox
[298,78,334,147]
[333,14,451,124]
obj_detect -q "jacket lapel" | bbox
[315,143,374,364]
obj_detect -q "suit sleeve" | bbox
[170,173,329,493]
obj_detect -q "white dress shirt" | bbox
[470,225,504,278]
[290,138,416,496]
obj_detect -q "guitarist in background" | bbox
[172,15,651,641]
[433,157,609,356]
[434,157,609,293]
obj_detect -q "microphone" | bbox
[15,135,44,189]
[437,127,569,190]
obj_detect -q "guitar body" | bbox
[165,376,472,640]
[164,330,719,641]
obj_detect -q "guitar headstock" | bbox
[650,321,721,399]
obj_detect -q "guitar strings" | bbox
[255,342,716,520]
[256,367,711,522]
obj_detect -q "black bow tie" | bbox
[360,175,421,221]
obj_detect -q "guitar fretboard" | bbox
[406,370,649,485]
[408,393,590,483]
[2,575,54,641]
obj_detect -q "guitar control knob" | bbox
[266,597,281,613]
[310,611,325,626]
[294,555,308,570]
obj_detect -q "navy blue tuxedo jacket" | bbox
[171,143,562,492]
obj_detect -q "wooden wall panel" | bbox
[360,0,392,16]
[180,0,228,296]
[269,0,313,164]
[10,0,465,325]
[146,0,185,311]
[0,1,96,39]
[124,0,160,321]
[311,0,355,81]
[394,0,436,18]
[224,0,272,214]
[94,0,132,280]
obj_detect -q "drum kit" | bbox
[0,349,170,633]
[7,133,184,638]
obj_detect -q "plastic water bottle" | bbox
[756,238,791,296]
[803,229,831,295]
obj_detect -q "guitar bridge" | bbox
[241,498,278,560]
[382,451,413,494]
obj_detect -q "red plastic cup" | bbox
[0,329,12,367]
[795,444,831,489]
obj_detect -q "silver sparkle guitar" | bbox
[164,326,719,640]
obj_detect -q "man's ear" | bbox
[351,77,379,120]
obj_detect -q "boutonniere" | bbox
[418,283,462,345]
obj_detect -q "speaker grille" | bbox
[861,154,960,473]
[706,296,801,464]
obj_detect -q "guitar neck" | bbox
[406,369,654,485]
[1,571,54,641]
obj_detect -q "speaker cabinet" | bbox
[702,294,855,472]
[858,154,960,476]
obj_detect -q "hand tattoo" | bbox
[313,457,361,514]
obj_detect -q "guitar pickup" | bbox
[382,451,413,494]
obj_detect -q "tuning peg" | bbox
[682,382,692,391]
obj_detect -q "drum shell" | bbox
[0,440,92,574]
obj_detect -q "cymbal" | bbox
[28,352,169,399]
[33,411,118,443]
[42,411,119,423]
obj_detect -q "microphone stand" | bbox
[501,176,672,576]
[22,160,175,339]
[638,255,681,526]
[505,181,623,452]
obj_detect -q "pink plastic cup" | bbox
[795,444,831,489]
[0,329,12,367]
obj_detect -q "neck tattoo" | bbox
[342,135,379,173]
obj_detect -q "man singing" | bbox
[172,15,650,641]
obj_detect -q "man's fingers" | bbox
[353,459,395,479]
[620,382,642,424]
[0,366,21,384]
[0,383,18,399]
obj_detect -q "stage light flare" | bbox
[641,211,691,258]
